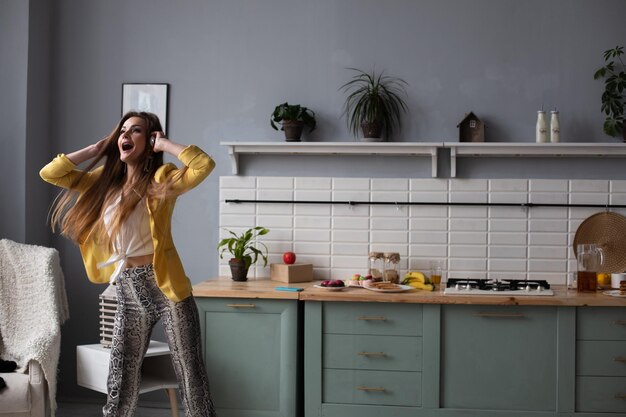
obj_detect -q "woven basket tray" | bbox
[573,211,626,273]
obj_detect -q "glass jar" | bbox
[383,252,401,283]
[368,252,384,281]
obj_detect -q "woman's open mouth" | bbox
[121,142,134,151]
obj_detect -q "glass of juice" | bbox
[430,260,444,285]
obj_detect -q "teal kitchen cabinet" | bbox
[576,307,626,414]
[195,297,300,417]
[305,301,425,417]
[440,305,559,412]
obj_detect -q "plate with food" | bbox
[362,282,414,293]
[603,290,626,298]
[314,280,347,291]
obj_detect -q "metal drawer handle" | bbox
[358,351,386,357]
[615,393,626,400]
[614,357,626,363]
[226,303,256,308]
[357,386,387,392]
[474,313,526,318]
[357,316,387,321]
[615,320,626,326]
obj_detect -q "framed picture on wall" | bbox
[122,83,169,133]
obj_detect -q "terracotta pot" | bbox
[282,120,305,142]
[360,121,383,141]
[229,258,249,282]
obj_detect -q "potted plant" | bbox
[270,102,316,141]
[594,45,626,141]
[218,226,269,281]
[340,68,409,141]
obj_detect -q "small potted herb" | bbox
[270,102,316,141]
[218,226,269,281]
[594,46,626,141]
[340,68,408,141]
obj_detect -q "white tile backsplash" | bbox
[295,177,331,190]
[333,178,370,190]
[219,176,618,280]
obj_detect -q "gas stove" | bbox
[443,278,554,296]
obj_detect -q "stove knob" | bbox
[525,285,531,292]
[455,283,460,290]
[537,286,543,292]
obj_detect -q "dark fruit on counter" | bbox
[320,279,345,287]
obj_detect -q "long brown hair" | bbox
[50,112,182,246]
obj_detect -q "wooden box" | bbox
[270,263,313,283]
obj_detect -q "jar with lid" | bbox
[368,252,384,281]
[383,252,401,283]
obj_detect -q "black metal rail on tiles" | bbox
[224,199,626,209]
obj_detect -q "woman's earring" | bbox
[144,155,154,173]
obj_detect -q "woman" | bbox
[40,112,216,417]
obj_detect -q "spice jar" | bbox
[383,252,401,283]
[368,252,384,281]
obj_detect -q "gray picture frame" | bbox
[122,83,169,133]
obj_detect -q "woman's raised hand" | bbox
[90,137,108,157]
[149,131,165,153]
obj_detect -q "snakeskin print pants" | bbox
[103,264,216,417]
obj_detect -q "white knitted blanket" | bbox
[0,239,69,416]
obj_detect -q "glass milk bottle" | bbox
[536,110,548,143]
[550,110,560,142]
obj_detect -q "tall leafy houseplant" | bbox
[218,226,269,281]
[594,46,626,140]
[270,102,316,141]
[340,68,408,141]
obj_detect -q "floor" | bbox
[56,401,181,417]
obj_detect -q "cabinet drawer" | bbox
[323,369,421,407]
[323,302,422,336]
[324,334,421,371]
[578,307,626,341]
[576,376,626,413]
[194,297,289,314]
[577,340,626,376]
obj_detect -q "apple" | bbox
[283,251,296,264]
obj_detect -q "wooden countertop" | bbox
[193,278,626,306]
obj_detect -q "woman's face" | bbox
[118,116,148,165]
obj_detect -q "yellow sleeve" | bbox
[39,154,102,192]
[156,145,215,194]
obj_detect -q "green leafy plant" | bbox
[218,226,270,268]
[594,46,626,137]
[340,68,409,140]
[270,102,316,132]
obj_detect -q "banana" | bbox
[402,271,426,284]
[406,281,435,291]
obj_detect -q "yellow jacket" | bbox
[40,145,215,301]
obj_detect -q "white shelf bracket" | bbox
[227,145,239,175]
[431,147,438,177]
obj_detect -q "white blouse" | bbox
[97,196,154,283]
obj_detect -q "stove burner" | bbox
[446,278,551,292]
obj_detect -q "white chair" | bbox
[0,239,69,417]
[0,362,49,417]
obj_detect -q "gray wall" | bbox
[4,0,626,405]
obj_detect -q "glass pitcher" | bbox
[576,244,605,292]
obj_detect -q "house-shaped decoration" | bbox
[457,112,485,142]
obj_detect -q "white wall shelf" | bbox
[222,141,442,177]
[445,142,626,177]
[221,141,626,178]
